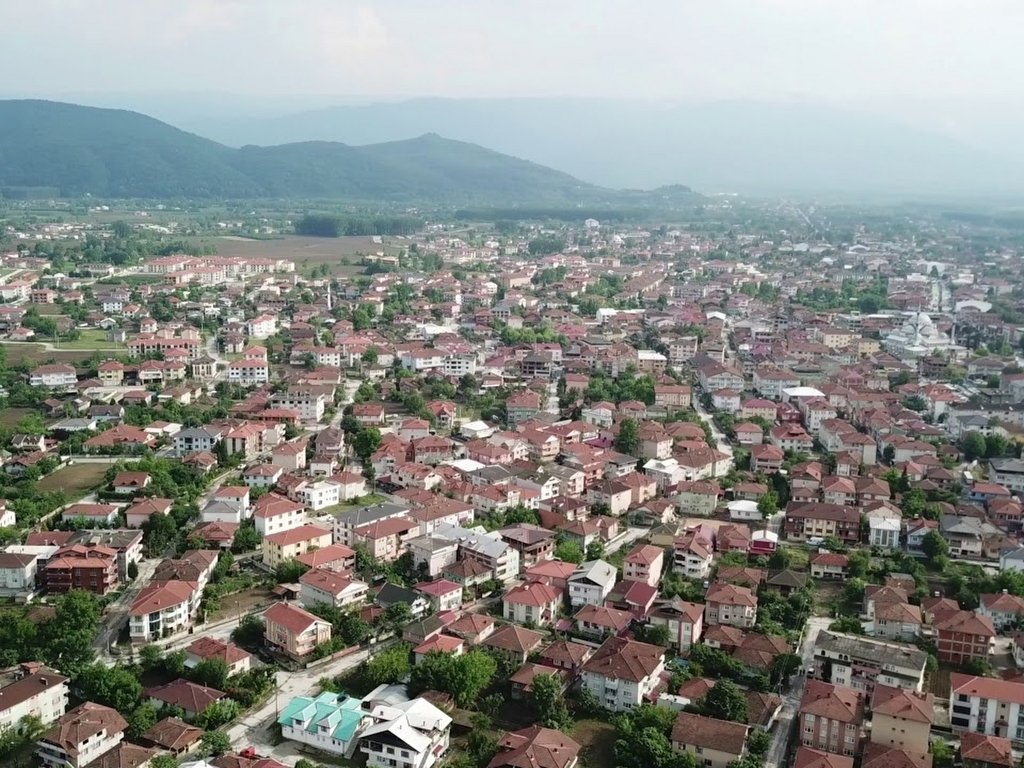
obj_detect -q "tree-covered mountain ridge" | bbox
[0,99,697,204]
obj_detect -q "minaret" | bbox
[326,280,332,311]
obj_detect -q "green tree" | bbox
[275,559,310,583]
[42,589,101,676]
[530,673,572,729]
[698,680,748,723]
[614,417,641,456]
[150,755,178,768]
[364,644,412,687]
[757,490,778,520]
[200,730,232,757]
[126,703,158,741]
[196,699,241,730]
[921,530,949,563]
[409,649,497,708]
[930,738,954,768]
[553,540,584,564]
[75,663,144,713]
[585,539,605,561]
[231,522,261,553]
[142,511,178,555]
[190,657,230,690]
[829,616,865,634]
[962,431,987,461]
[352,428,383,463]
[747,729,771,759]
[231,614,265,647]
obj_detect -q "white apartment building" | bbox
[568,560,618,608]
[37,703,126,768]
[0,667,69,732]
[271,390,327,422]
[360,698,452,768]
[950,674,1024,743]
[228,359,270,385]
[128,581,199,642]
[0,552,38,595]
[298,480,342,512]
[29,364,78,388]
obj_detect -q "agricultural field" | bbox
[0,343,96,365]
[36,462,110,497]
[183,234,384,275]
[0,407,36,428]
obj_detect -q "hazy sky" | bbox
[2,0,1022,104]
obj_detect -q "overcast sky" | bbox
[3,0,1022,104]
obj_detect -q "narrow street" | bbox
[694,397,734,473]
[765,616,831,768]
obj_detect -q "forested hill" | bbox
[0,100,613,203]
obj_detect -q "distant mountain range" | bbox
[0,99,674,204]
[163,96,1024,199]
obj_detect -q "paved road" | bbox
[765,615,831,768]
[694,398,734,472]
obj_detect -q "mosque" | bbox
[882,311,966,360]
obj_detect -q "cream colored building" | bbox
[262,524,333,569]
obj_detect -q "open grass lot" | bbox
[0,407,36,428]
[0,343,96,365]
[36,462,109,497]
[572,720,616,768]
[57,328,126,350]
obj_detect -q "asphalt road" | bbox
[765,615,831,768]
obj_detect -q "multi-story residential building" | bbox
[262,524,333,569]
[623,544,664,588]
[935,610,995,664]
[173,427,223,457]
[352,515,420,563]
[812,631,928,693]
[672,534,714,580]
[670,712,749,768]
[270,389,326,423]
[0,551,38,595]
[227,359,270,385]
[37,702,127,768]
[869,686,933,753]
[951,674,1024,744]
[263,601,332,659]
[990,458,1024,494]
[958,731,1014,768]
[29,364,78,388]
[359,695,452,768]
[277,691,370,757]
[648,598,704,653]
[799,680,866,756]
[785,503,860,544]
[129,580,200,642]
[503,581,561,627]
[43,544,119,595]
[580,637,665,712]
[0,665,68,731]
[704,582,758,628]
[253,493,306,536]
[299,568,368,609]
[184,638,251,677]
[498,524,555,568]
[433,523,520,584]
[978,592,1024,632]
[568,560,618,607]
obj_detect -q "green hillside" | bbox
[0,100,603,202]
